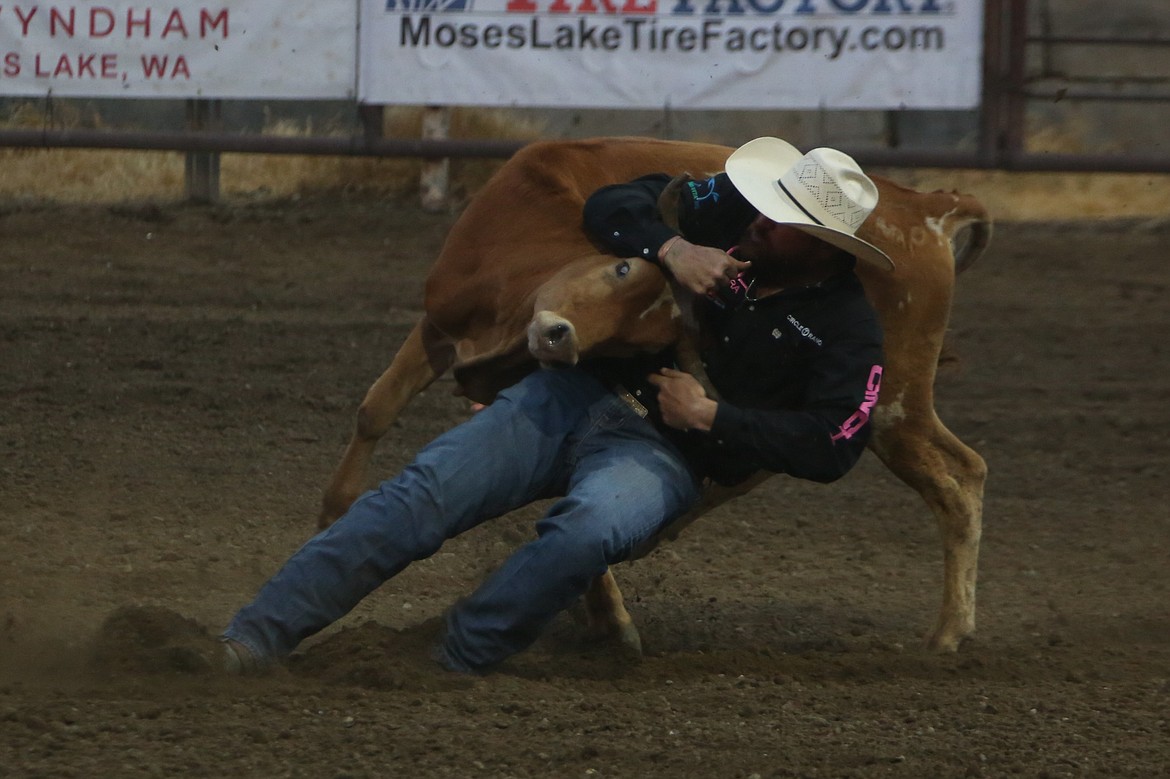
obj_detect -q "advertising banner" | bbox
[359,0,982,110]
[0,1,357,98]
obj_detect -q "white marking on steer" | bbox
[871,216,909,249]
[925,207,961,245]
[639,285,679,320]
[869,392,908,461]
[873,392,907,428]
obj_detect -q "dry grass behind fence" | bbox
[0,106,542,205]
[896,122,1170,222]
[2,106,1168,220]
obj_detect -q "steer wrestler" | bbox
[218,137,891,675]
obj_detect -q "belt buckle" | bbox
[614,384,648,419]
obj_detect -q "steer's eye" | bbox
[615,260,631,278]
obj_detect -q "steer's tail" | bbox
[945,192,993,275]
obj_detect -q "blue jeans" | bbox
[223,367,701,672]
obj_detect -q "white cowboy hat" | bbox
[724,137,894,270]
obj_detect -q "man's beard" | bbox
[746,255,813,286]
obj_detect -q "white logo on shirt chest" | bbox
[786,314,824,346]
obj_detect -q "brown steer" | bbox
[318,137,991,654]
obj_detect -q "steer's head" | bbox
[527,255,682,366]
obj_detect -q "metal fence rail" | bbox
[0,127,526,159]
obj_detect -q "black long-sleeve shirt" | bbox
[581,174,885,486]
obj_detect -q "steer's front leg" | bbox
[319,317,453,528]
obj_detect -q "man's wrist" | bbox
[657,235,684,264]
[689,398,718,432]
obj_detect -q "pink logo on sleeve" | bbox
[831,365,883,442]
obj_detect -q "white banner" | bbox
[0,1,357,98]
[359,0,982,110]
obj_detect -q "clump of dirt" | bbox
[88,605,219,675]
[289,618,479,692]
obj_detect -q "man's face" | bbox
[736,214,847,283]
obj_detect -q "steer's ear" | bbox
[656,173,691,232]
[451,333,533,405]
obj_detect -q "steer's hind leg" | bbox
[579,475,772,659]
[870,410,987,652]
[318,317,454,528]
[582,570,644,657]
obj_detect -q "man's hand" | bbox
[648,367,718,432]
[660,237,752,296]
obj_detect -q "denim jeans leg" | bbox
[441,399,701,672]
[223,367,611,662]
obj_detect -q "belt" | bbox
[614,384,649,419]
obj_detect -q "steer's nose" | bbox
[544,323,569,346]
[528,311,579,365]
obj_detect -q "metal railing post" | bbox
[420,106,451,212]
[184,99,222,203]
[1003,0,1030,163]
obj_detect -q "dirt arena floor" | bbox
[1,195,1168,778]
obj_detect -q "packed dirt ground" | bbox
[1,192,1168,778]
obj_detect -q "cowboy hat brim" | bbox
[725,137,895,271]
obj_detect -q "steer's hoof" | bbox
[923,620,975,653]
[578,619,644,662]
[613,622,644,660]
